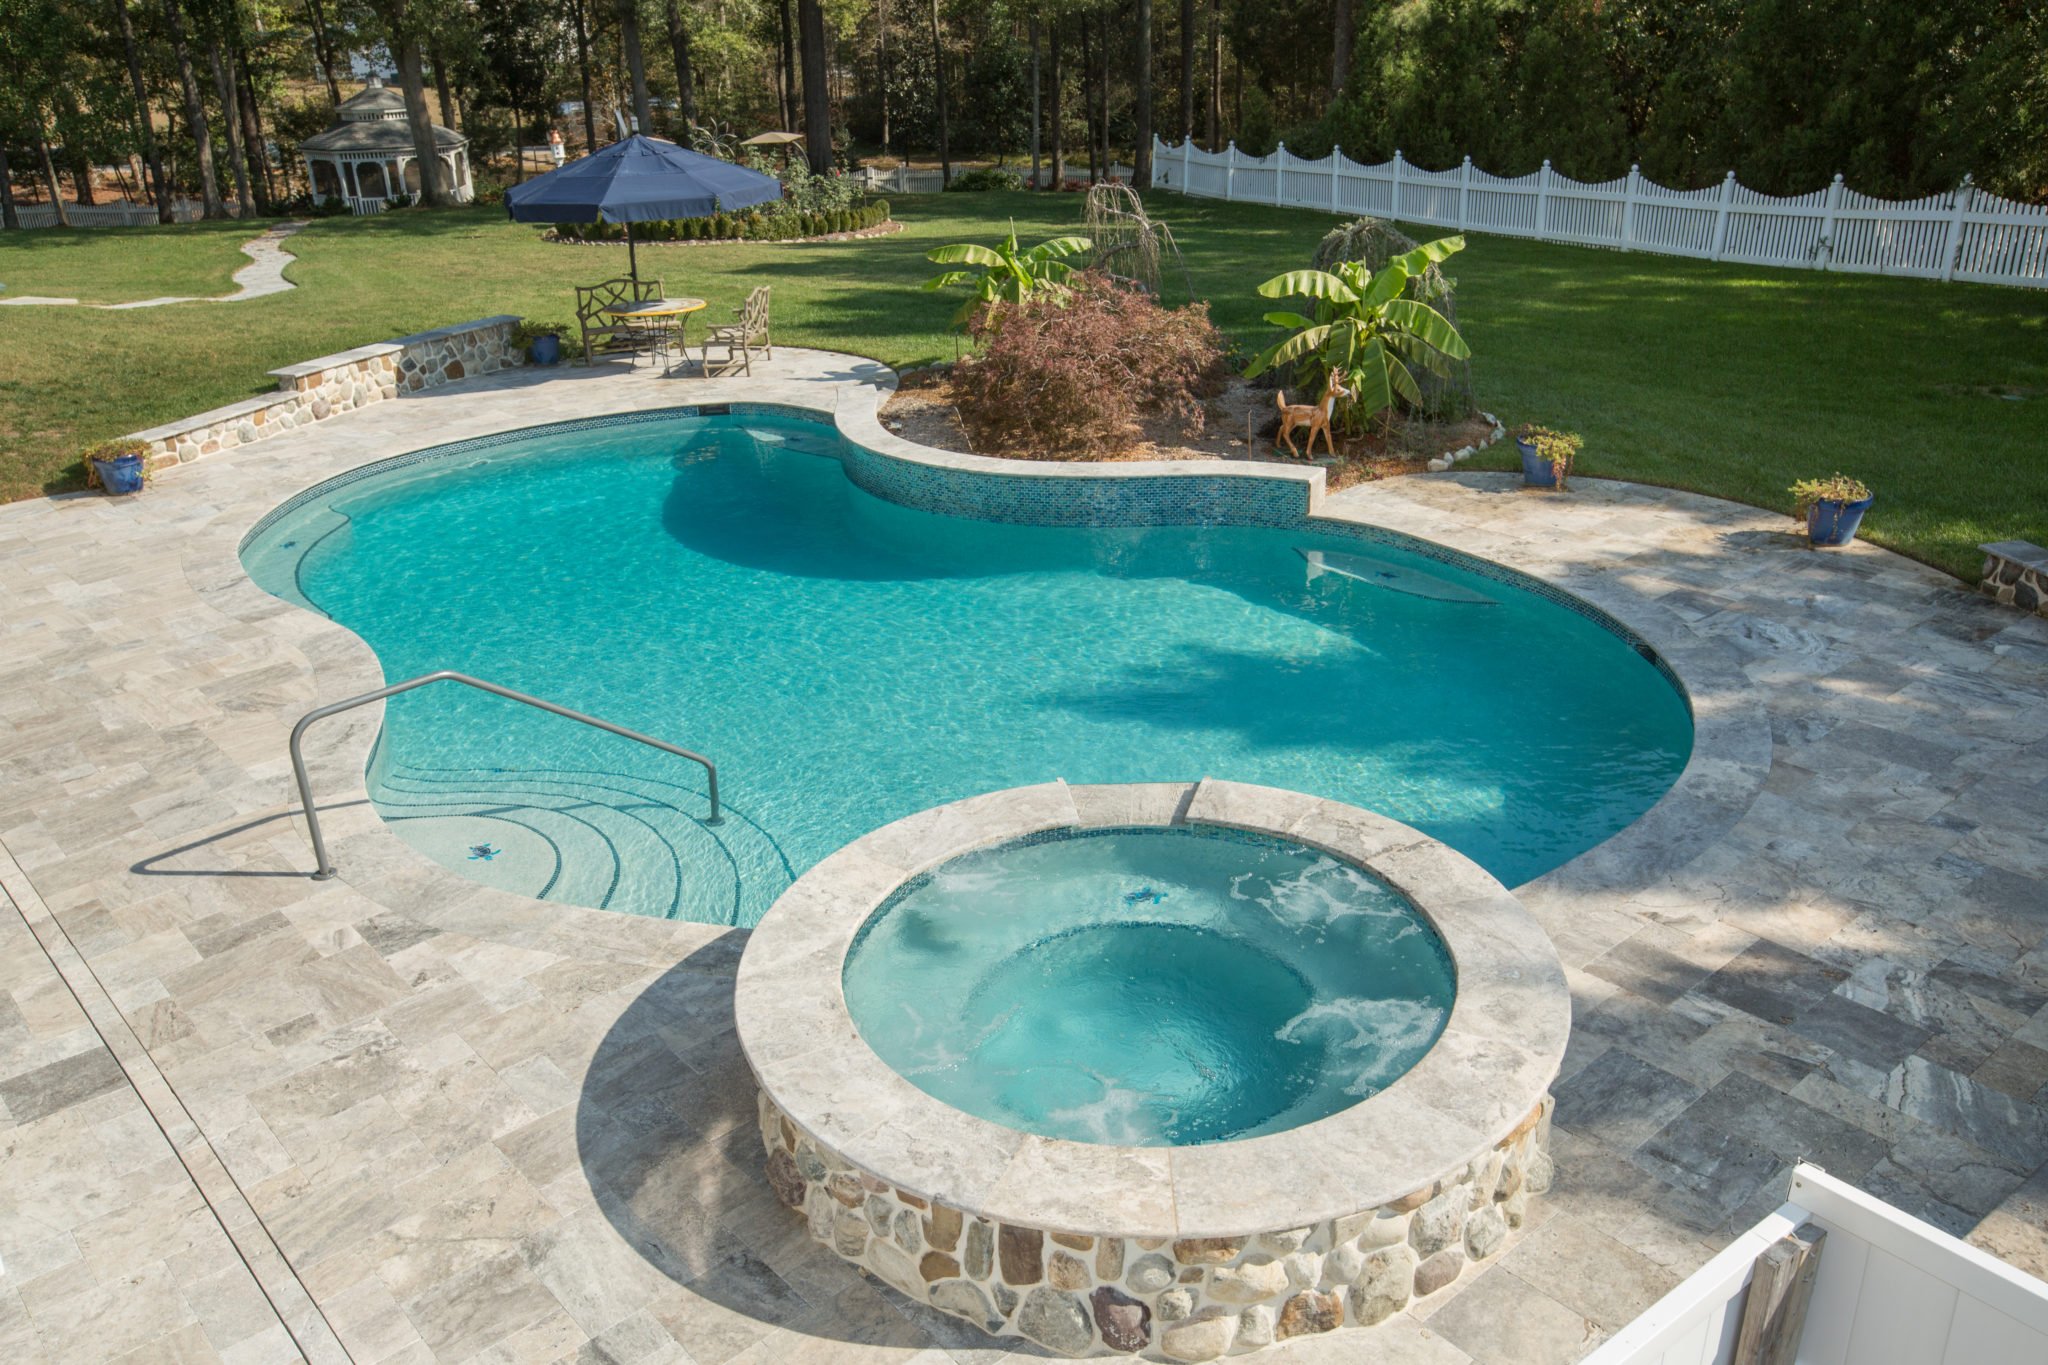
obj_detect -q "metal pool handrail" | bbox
[289,670,720,880]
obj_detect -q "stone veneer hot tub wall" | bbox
[735,778,1571,1361]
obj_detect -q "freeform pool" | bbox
[241,407,1693,924]
[843,826,1455,1146]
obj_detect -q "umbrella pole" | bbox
[627,221,639,284]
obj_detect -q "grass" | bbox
[3,192,2044,579]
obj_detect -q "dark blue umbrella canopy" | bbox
[504,135,782,224]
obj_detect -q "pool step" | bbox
[374,762,794,924]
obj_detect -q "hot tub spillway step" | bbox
[375,762,792,924]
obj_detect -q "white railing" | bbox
[1585,1165,2048,1365]
[344,196,389,216]
[0,200,204,229]
[1152,137,2048,289]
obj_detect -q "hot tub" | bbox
[734,779,1569,1359]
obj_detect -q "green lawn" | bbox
[3,192,2044,579]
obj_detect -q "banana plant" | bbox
[1245,236,1471,428]
[923,223,1094,328]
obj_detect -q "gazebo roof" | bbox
[303,78,467,154]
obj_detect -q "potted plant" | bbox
[1514,424,1582,489]
[1790,474,1874,547]
[83,439,151,495]
[511,319,567,367]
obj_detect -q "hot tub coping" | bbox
[734,778,1570,1240]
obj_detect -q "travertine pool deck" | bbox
[1,350,2044,1365]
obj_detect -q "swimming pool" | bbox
[242,406,1692,924]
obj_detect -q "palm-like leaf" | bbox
[926,243,1007,267]
[1257,269,1360,304]
[1379,299,1470,359]
[1389,235,1466,275]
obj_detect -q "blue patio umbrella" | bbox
[504,135,783,282]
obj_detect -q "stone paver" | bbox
[0,350,2043,1364]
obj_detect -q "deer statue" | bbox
[1274,373,1353,459]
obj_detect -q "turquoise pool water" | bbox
[842,826,1457,1145]
[242,410,1692,924]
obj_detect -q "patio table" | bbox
[600,297,707,370]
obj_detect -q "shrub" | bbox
[947,166,1026,192]
[950,274,1229,456]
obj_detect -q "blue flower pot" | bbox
[1517,438,1559,488]
[92,453,146,495]
[529,334,562,367]
[1807,495,1873,547]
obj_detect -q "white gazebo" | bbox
[302,77,474,214]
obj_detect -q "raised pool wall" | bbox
[756,1090,1552,1359]
[736,780,1570,1361]
[130,316,523,473]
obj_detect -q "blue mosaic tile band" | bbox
[239,401,1690,712]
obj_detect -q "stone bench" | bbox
[1981,541,2048,617]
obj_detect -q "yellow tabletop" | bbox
[601,298,707,319]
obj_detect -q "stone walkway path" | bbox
[0,354,2042,1364]
[0,221,305,310]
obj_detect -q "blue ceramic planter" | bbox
[529,334,563,367]
[92,454,146,495]
[1807,495,1874,547]
[1517,438,1560,488]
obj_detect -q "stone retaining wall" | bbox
[758,1089,1553,1360]
[129,316,521,472]
[1982,541,2048,617]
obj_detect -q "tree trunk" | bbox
[618,3,654,133]
[1329,0,1351,101]
[33,121,71,226]
[797,0,831,172]
[162,0,226,217]
[571,0,599,149]
[1178,0,1194,138]
[777,0,796,130]
[1206,0,1220,149]
[208,36,257,216]
[1082,16,1095,181]
[665,0,696,124]
[1134,0,1151,187]
[305,0,343,104]
[431,46,460,129]
[876,0,888,157]
[1048,20,1062,186]
[0,147,19,230]
[236,47,275,208]
[1096,7,1110,179]
[394,39,453,204]
[55,90,99,205]
[114,0,174,220]
[928,0,949,184]
[1029,17,1040,189]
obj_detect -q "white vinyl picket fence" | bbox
[1152,137,2048,289]
[0,200,205,229]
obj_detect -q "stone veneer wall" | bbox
[1981,542,2048,618]
[757,1090,1554,1361]
[129,316,521,473]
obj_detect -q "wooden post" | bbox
[1224,142,1236,201]
[1391,148,1402,220]
[1182,137,1192,192]
[1330,146,1342,213]
[1534,159,1549,236]
[1941,174,1974,281]
[1711,170,1736,260]
[1818,173,1844,268]
[1733,1222,1826,1365]
[1273,143,1287,207]
[1458,155,1470,229]
[1621,163,1639,250]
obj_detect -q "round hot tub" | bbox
[843,825,1457,1147]
[735,779,1569,1360]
